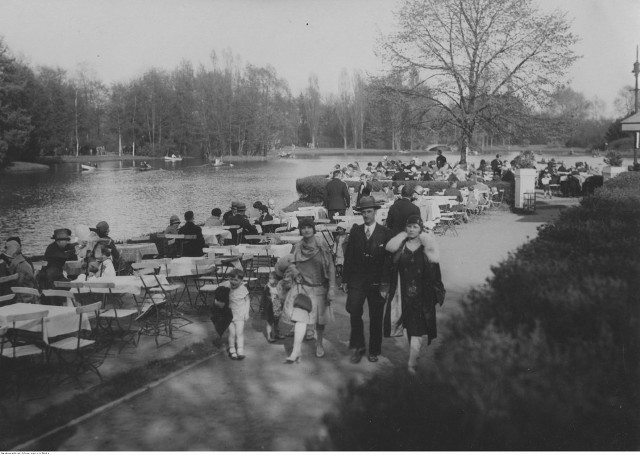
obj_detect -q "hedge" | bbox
[311,171,640,450]
[296,175,515,205]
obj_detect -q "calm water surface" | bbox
[0,151,629,255]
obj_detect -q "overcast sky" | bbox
[0,0,639,116]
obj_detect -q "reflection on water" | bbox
[0,152,629,255]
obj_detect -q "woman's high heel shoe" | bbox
[284,355,300,364]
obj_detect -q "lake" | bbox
[0,150,630,255]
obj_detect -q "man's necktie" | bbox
[365,226,371,240]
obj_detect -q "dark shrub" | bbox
[312,171,640,450]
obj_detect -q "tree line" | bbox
[0,0,636,168]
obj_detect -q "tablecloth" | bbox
[118,243,159,263]
[201,227,232,245]
[167,257,216,277]
[0,302,90,339]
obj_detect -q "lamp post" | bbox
[633,47,640,166]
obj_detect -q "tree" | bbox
[0,40,34,167]
[614,85,635,117]
[380,0,579,163]
[350,71,367,149]
[336,69,351,149]
[303,74,322,148]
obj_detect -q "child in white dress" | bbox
[217,268,250,360]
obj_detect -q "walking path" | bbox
[21,195,578,451]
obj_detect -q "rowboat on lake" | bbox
[164,154,183,162]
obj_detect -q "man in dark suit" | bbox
[225,202,258,244]
[385,185,421,236]
[342,196,392,363]
[355,173,372,208]
[324,169,350,221]
[178,210,205,257]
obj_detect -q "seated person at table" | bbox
[162,214,181,258]
[444,181,464,203]
[205,208,223,227]
[178,211,206,257]
[255,203,275,233]
[91,244,116,278]
[165,214,181,235]
[501,162,515,183]
[1,238,37,302]
[225,202,259,244]
[472,178,490,194]
[223,201,239,224]
[267,198,284,219]
[91,221,121,270]
[444,181,469,222]
[41,228,79,289]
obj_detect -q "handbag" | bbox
[292,284,313,312]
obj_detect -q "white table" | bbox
[0,302,90,339]
[201,226,232,245]
[117,243,159,263]
[73,275,170,297]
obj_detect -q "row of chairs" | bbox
[1,301,104,398]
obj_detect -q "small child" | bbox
[217,268,250,360]
[261,272,285,342]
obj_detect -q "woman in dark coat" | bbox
[383,215,445,374]
[42,228,78,289]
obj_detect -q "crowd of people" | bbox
[1,185,444,374]
[234,195,447,374]
[326,151,515,185]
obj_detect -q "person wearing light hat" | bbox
[383,214,445,375]
[1,239,36,301]
[342,196,392,364]
[91,221,121,267]
[283,217,336,363]
[162,215,182,258]
[42,228,79,289]
[165,215,181,235]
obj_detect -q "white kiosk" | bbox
[514,168,537,210]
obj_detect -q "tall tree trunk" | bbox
[75,89,79,157]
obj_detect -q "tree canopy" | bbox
[380,0,580,162]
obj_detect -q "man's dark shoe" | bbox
[350,348,364,364]
[367,354,379,363]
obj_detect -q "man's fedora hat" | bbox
[355,196,381,211]
[52,228,72,240]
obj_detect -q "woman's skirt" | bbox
[283,284,329,325]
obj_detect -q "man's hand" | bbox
[379,285,389,300]
[340,283,348,293]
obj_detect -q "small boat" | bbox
[136,164,152,171]
[81,163,97,171]
[211,158,234,167]
[164,154,183,162]
[278,151,292,158]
